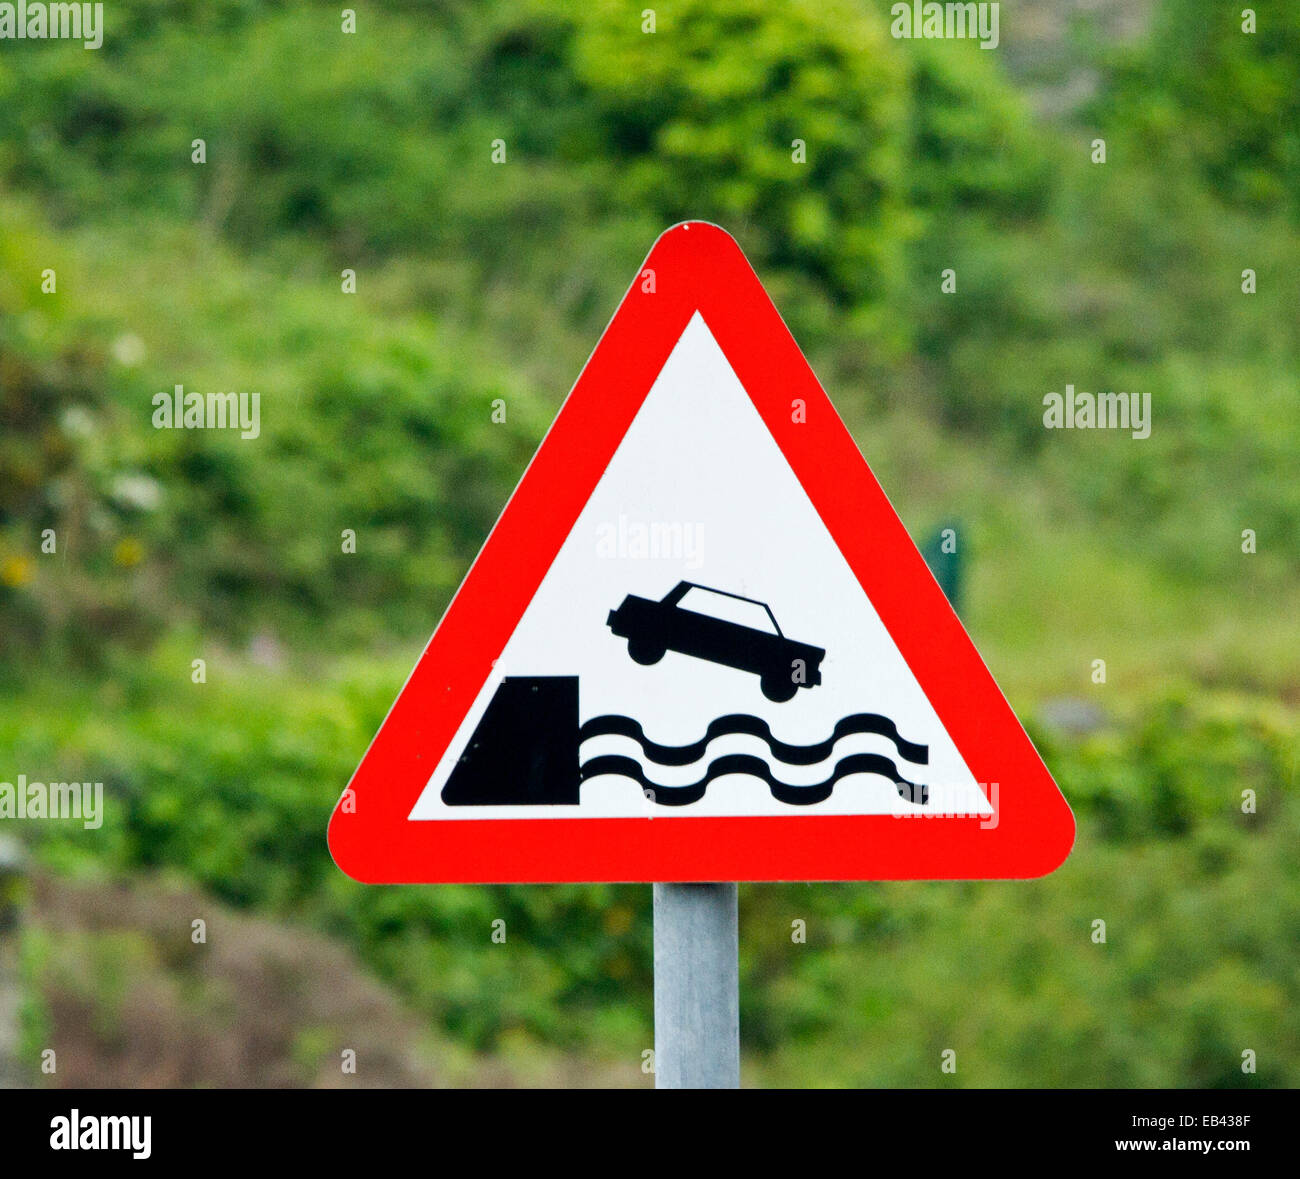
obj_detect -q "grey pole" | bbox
[653,882,739,1088]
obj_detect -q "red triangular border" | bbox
[328,222,1074,883]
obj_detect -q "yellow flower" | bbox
[113,538,144,568]
[0,555,33,587]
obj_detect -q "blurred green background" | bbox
[0,0,1297,1087]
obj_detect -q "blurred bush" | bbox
[3,652,1295,1083]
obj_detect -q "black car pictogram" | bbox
[606,582,825,702]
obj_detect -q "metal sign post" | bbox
[653,882,739,1088]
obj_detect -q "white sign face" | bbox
[409,313,992,822]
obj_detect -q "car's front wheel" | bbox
[628,639,666,665]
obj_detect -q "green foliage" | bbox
[3,0,1295,662]
[571,0,913,308]
[0,193,543,657]
[4,653,1295,1082]
[903,37,1054,218]
[16,927,55,1083]
[1088,0,1300,216]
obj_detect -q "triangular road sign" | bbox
[328,222,1074,883]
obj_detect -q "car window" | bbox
[677,587,778,634]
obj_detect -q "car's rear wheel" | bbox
[628,639,666,665]
[761,675,798,703]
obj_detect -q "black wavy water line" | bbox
[579,752,929,807]
[577,713,928,767]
